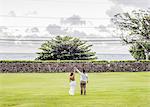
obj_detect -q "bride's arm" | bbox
[69,75,74,81]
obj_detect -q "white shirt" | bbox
[76,69,88,82]
[80,73,88,82]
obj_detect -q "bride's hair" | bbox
[70,72,74,76]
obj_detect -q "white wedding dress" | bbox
[69,81,76,95]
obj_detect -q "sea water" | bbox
[0,53,134,60]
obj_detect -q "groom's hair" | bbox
[83,69,86,73]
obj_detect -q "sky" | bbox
[0,0,149,54]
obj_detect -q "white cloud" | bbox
[109,0,150,8]
[28,27,39,33]
[68,30,87,37]
[95,25,110,32]
[106,5,124,17]
[8,11,16,17]
[60,15,86,26]
[25,11,37,16]
[46,24,68,35]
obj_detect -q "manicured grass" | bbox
[0,72,150,107]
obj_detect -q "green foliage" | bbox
[139,60,150,62]
[0,60,108,63]
[0,60,150,63]
[129,43,150,60]
[109,60,137,63]
[0,60,42,63]
[112,9,150,39]
[36,36,96,60]
[112,9,150,60]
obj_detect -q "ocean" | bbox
[0,53,134,60]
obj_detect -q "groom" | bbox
[74,67,88,95]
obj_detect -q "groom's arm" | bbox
[86,74,88,83]
[74,67,82,75]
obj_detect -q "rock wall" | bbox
[0,62,150,73]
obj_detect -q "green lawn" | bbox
[0,72,150,107]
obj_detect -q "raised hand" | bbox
[74,67,77,71]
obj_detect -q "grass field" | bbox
[0,72,150,107]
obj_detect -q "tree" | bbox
[129,43,150,60]
[112,9,150,60]
[36,36,96,60]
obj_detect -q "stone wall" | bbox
[0,62,150,73]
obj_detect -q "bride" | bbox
[69,70,76,95]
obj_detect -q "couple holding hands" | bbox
[69,67,88,96]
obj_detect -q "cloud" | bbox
[106,5,124,17]
[106,0,149,17]
[25,11,37,16]
[8,11,16,17]
[68,30,87,37]
[0,26,8,33]
[46,24,68,35]
[95,25,110,32]
[60,15,86,26]
[25,27,39,33]
[109,0,150,8]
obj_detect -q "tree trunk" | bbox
[144,50,149,60]
[138,42,149,60]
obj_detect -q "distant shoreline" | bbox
[0,53,131,55]
[0,53,134,60]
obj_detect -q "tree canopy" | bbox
[112,9,150,60]
[129,43,150,60]
[36,36,96,60]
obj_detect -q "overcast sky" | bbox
[0,0,149,54]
